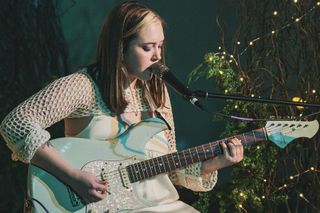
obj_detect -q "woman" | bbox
[0,1,243,212]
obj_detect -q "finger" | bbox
[91,189,107,200]
[95,183,108,193]
[220,142,230,158]
[229,138,243,156]
[98,179,108,185]
[227,142,236,157]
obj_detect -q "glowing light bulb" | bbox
[218,46,222,50]
[272,30,275,34]
[290,176,294,179]
[299,193,304,197]
[240,192,244,197]
[262,195,265,199]
[273,11,278,16]
[295,18,300,22]
[249,41,253,45]
[237,41,241,45]
[310,167,315,170]
[240,77,244,81]
[235,105,238,109]
[312,89,316,93]
[294,0,298,3]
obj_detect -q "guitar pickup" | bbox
[119,166,131,189]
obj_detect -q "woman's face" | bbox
[124,19,164,82]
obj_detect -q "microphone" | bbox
[148,62,204,109]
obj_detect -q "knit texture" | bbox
[0,68,217,191]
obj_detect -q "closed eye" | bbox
[142,46,151,51]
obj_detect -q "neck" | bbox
[124,73,139,90]
[125,127,267,183]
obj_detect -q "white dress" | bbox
[0,68,218,212]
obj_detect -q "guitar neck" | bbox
[126,128,267,183]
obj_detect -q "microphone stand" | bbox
[193,90,320,108]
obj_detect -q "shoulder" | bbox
[52,67,95,89]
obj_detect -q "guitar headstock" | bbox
[265,120,319,148]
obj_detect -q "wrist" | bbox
[201,158,217,175]
[202,156,227,175]
[64,167,80,185]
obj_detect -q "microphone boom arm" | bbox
[193,90,320,108]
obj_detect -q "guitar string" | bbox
[92,124,303,182]
[89,124,309,182]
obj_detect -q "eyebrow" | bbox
[141,40,165,45]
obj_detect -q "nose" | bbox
[151,47,161,62]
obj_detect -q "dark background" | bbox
[0,0,240,211]
[57,0,238,149]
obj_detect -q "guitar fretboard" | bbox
[126,128,267,183]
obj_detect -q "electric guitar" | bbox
[27,118,319,213]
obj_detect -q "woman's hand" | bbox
[201,137,243,175]
[68,170,108,204]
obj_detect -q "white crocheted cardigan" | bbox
[0,68,217,192]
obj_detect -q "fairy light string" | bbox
[235,166,320,212]
[237,1,320,56]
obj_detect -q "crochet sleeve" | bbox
[159,86,218,192]
[0,70,96,163]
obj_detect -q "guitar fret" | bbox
[170,154,177,170]
[146,159,154,177]
[188,149,194,164]
[177,152,182,167]
[214,141,222,155]
[166,154,172,171]
[252,130,257,143]
[142,160,149,178]
[151,158,159,176]
[127,165,136,182]
[138,161,146,180]
[160,157,166,173]
[195,147,201,162]
[155,156,164,174]
[205,144,213,158]
[172,152,180,168]
[133,162,142,181]
[182,150,188,166]
[201,145,208,160]
[242,133,247,145]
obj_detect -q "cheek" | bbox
[127,51,151,73]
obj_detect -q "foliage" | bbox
[189,1,320,212]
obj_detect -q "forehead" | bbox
[135,20,164,43]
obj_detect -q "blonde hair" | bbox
[95,1,166,114]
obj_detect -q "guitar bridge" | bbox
[119,166,131,188]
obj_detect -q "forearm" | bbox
[31,142,79,185]
[201,157,221,175]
